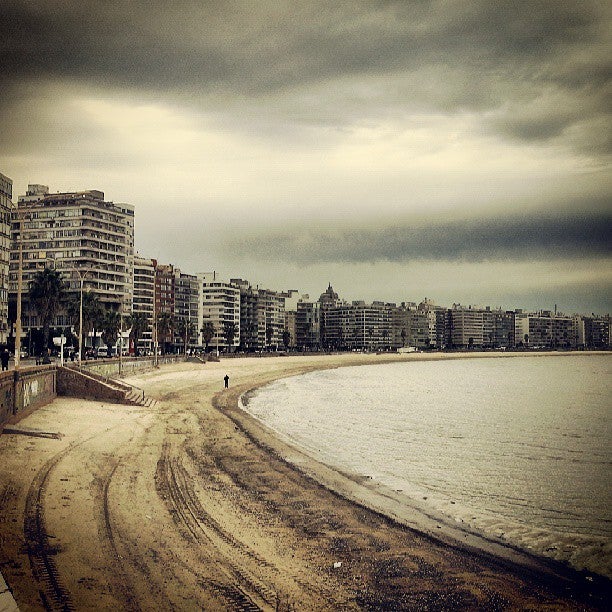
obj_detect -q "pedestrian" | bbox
[224,374,229,388]
[1,348,9,371]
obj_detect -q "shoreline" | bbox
[215,351,611,588]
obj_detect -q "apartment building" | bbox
[393,303,430,349]
[0,173,12,344]
[132,255,155,353]
[448,305,484,348]
[10,185,134,344]
[514,311,576,348]
[231,279,286,350]
[296,299,321,350]
[199,273,240,351]
[174,269,199,348]
[323,300,395,350]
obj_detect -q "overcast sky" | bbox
[1,1,610,313]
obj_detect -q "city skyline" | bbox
[1,1,610,313]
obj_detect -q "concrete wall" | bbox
[0,366,57,430]
[56,367,126,403]
[79,355,185,377]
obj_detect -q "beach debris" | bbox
[333,562,342,569]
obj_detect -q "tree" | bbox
[201,320,215,351]
[265,324,274,349]
[176,318,195,354]
[28,267,66,353]
[157,312,175,354]
[126,312,149,354]
[223,321,236,351]
[282,329,291,350]
[66,290,103,352]
[100,309,121,354]
[400,328,407,347]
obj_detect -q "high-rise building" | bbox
[231,279,286,351]
[173,269,199,349]
[10,185,135,350]
[199,272,240,351]
[133,255,155,353]
[0,173,12,345]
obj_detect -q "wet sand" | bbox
[0,352,609,610]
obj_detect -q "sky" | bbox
[1,0,610,313]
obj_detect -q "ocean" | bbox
[244,354,612,578]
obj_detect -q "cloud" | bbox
[1,1,610,153]
[223,211,612,265]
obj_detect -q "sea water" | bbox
[244,355,612,578]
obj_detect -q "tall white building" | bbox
[10,185,134,347]
[199,272,240,351]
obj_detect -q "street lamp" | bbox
[13,211,30,369]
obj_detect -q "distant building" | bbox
[514,311,576,349]
[132,255,155,353]
[296,298,321,350]
[231,279,287,350]
[199,272,241,351]
[174,269,199,348]
[449,305,484,348]
[0,173,12,345]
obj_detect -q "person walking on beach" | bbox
[224,374,229,389]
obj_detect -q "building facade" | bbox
[0,173,12,345]
[9,185,135,351]
[199,272,241,351]
[132,255,155,353]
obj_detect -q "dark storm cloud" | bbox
[225,210,612,265]
[1,1,610,148]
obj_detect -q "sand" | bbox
[0,352,609,610]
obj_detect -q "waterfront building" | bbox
[132,255,155,353]
[199,272,240,351]
[296,299,321,350]
[174,269,199,348]
[231,279,287,351]
[9,185,134,352]
[154,262,174,315]
[514,311,576,349]
[583,315,611,348]
[0,173,12,345]
[323,300,395,351]
[449,305,484,348]
[393,303,430,349]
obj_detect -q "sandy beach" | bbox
[0,352,609,610]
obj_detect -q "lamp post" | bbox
[13,211,31,369]
[14,219,24,369]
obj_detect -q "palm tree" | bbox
[28,267,66,353]
[100,309,121,354]
[282,329,291,350]
[223,321,236,352]
[176,318,195,354]
[265,323,274,349]
[126,312,150,354]
[157,312,175,354]
[201,320,215,352]
[66,290,103,354]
